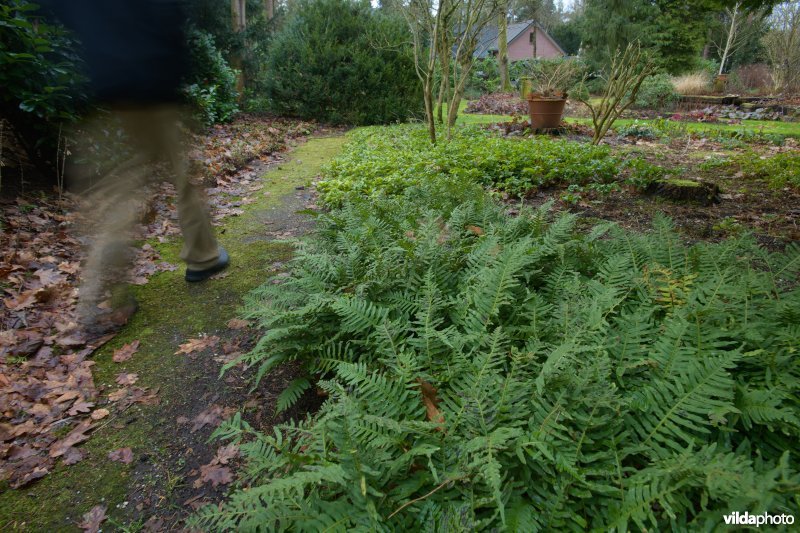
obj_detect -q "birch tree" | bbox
[713,2,767,75]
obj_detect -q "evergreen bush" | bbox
[634,73,679,111]
[261,0,421,125]
[184,28,239,127]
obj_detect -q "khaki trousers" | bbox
[75,106,219,319]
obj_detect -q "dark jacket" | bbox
[38,0,190,103]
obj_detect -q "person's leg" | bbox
[74,111,150,325]
[149,106,225,275]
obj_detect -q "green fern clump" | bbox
[192,181,800,531]
[317,124,621,206]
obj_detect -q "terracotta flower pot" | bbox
[526,95,567,129]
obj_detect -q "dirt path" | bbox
[0,134,346,531]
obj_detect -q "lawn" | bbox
[452,100,800,137]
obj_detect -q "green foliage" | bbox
[616,120,658,139]
[193,182,800,530]
[730,151,800,189]
[581,0,716,74]
[262,0,421,125]
[184,28,239,127]
[187,0,278,105]
[318,125,620,205]
[634,73,679,110]
[621,155,678,188]
[0,0,88,169]
[549,18,583,56]
[467,58,501,97]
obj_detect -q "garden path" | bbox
[0,134,346,532]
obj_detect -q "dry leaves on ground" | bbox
[108,447,134,464]
[175,335,220,356]
[78,504,107,533]
[112,340,140,363]
[1,118,313,487]
[193,444,240,488]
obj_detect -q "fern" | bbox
[195,131,800,532]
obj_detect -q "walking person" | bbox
[39,0,230,334]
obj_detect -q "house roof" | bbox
[473,20,566,58]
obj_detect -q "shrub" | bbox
[634,73,679,111]
[193,186,800,530]
[732,63,773,93]
[671,71,711,95]
[317,125,620,204]
[466,58,500,96]
[184,28,239,127]
[262,0,421,125]
[0,0,88,174]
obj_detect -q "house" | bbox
[474,20,565,61]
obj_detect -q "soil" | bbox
[518,137,800,250]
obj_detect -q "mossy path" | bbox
[0,134,346,531]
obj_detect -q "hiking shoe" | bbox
[185,247,230,282]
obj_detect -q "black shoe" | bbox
[185,247,230,282]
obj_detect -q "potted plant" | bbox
[525,58,584,129]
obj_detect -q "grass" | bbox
[450,100,800,138]
[0,135,347,532]
[566,117,800,138]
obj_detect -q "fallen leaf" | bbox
[115,372,139,386]
[50,421,93,458]
[466,225,484,236]
[193,463,233,488]
[108,388,129,402]
[35,268,64,287]
[78,504,107,533]
[175,335,220,355]
[3,288,42,311]
[214,444,239,465]
[112,340,140,363]
[418,379,445,429]
[226,318,250,330]
[67,400,95,416]
[90,408,110,420]
[191,405,225,433]
[107,447,134,464]
[62,447,85,465]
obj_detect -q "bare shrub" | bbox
[732,63,773,92]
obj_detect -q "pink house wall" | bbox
[507,28,564,61]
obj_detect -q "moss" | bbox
[661,178,703,187]
[0,135,346,532]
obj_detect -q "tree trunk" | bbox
[498,9,511,91]
[264,0,274,20]
[424,78,436,144]
[446,58,473,136]
[231,0,246,95]
[436,32,450,125]
[719,3,741,75]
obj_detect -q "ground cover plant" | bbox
[728,151,800,189]
[317,125,624,204]
[195,167,800,530]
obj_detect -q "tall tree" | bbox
[230,0,246,93]
[498,6,512,91]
